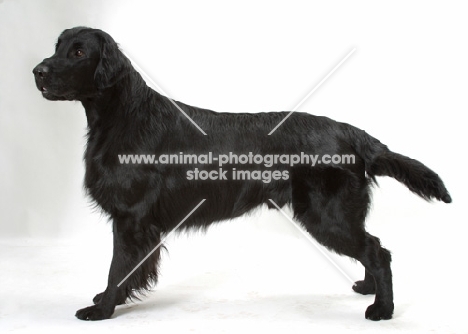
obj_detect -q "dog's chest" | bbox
[83,130,161,214]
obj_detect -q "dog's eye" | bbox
[75,50,85,57]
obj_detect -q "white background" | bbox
[0,0,467,333]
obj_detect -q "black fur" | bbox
[33,27,451,321]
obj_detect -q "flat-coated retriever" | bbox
[33,27,451,321]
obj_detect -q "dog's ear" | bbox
[94,31,132,89]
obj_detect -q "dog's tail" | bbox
[343,124,452,203]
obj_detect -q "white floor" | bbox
[1,205,466,334]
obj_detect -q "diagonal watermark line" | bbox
[117,199,206,288]
[268,199,354,284]
[121,50,207,135]
[268,48,356,135]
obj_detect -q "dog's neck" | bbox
[81,71,176,135]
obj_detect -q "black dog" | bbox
[33,27,451,321]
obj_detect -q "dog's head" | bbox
[33,27,131,101]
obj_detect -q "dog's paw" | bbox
[365,302,394,321]
[352,280,376,295]
[93,292,126,305]
[93,292,104,305]
[75,305,112,321]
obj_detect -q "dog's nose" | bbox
[33,64,49,78]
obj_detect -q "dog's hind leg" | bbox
[76,216,161,320]
[291,167,393,320]
[352,269,376,295]
[357,233,393,320]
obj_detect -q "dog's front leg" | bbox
[76,217,161,320]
